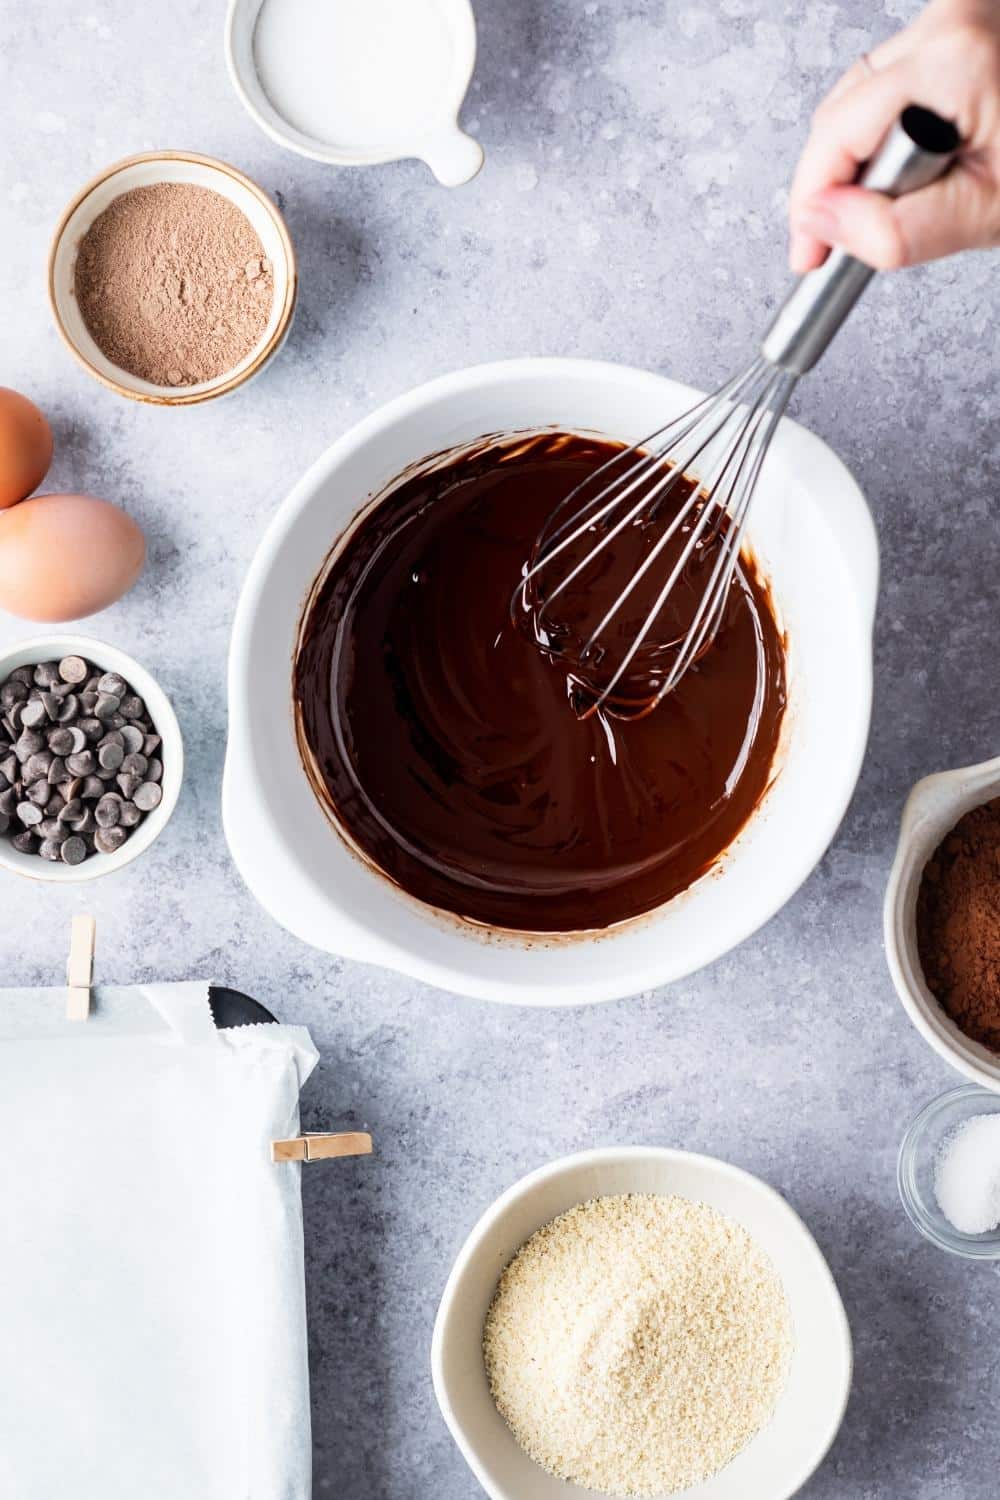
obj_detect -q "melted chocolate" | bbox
[294,432,787,932]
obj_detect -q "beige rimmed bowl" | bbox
[48,151,297,406]
[884,754,1000,1090]
[0,634,183,883]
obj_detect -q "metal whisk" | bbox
[520,107,960,716]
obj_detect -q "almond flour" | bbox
[483,1193,793,1498]
[73,182,274,387]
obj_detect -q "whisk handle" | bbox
[761,106,961,376]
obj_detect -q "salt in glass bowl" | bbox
[898,1083,1000,1260]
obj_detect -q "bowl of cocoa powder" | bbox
[49,151,296,405]
[885,755,1000,1091]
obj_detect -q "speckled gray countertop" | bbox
[2,0,999,1494]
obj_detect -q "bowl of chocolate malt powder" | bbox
[49,152,296,405]
[885,754,1000,1091]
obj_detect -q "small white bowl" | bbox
[432,1147,852,1500]
[884,756,1000,1091]
[49,151,297,406]
[225,0,484,186]
[0,635,183,883]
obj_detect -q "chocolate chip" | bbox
[15,729,43,761]
[9,666,33,686]
[121,751,147,777]
[38,837,63,861]
[61,835,87,865]
[119,800,142,827]
[72,808,97,835]
[98,741,124,772]
[59,799,83,824]
[0,811,8,836]
[39,691,61,721]
[0,787,16,817]
[95,795,121,828]
[19,699,47,729]
[16,802,42,826]
[121,725,145,754]
[0,754,16,784]
[142,733,161,756]
[120,694,145,720]
[80,692,98,714]
[23,751,52,783]
[55,693,79,724]
[26,781,50,806]
[59,656,89,685]
[147,757,162,784]
[97,672,128,697]
[66,751,96,777]
[37,818,63,840]
[46,756,67,785]
[133,782,162,812]
[33,661,60,687]
[116,772,140,800]
[48,728,75,756]
[0,680,27,707]
[94,693,120,722]
[81,775,104,800]
[60,776,83,802]
[95,826,127,854]
[78,717,103,742]
[10,830,36,853]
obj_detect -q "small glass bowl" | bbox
[898,1083,1000,1259]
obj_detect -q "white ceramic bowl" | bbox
[431,1147,852,1500]
[0,634,183,882]
[49,151,297,405]
[224,358,877,1004]
[225,0,483,186]
[884,756,1000,1090]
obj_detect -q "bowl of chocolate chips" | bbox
[0,636,181,881]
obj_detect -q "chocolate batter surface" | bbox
[294,431,787,932]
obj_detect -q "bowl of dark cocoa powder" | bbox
[49,151,296,405]
[885,756,1000,1091]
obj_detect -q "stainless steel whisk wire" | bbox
[519,107,961,715]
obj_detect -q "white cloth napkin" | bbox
[0,981,318,1500]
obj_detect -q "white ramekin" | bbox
[49,151,297,406]
[431,1146,852,1500]
[223,357,878,1004]
[224,0,483,185]
[0,634,183,883]
[884,755,1000,1090]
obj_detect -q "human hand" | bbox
[788,0,1000,271]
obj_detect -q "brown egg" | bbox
[0,388,54,509]
[0,494,145,621]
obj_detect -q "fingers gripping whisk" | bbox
[516,110,959,717]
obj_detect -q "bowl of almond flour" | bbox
[432,1147,851,1500]
[49,151,296,405]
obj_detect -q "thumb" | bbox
[792,166,999,269]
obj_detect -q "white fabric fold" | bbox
[0,981,318,1500]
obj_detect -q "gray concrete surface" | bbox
[2,1,999,1495]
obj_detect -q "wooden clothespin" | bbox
[271,1131,373,1163]
[66,914,96,1022]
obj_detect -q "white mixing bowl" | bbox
[224,358,877,1003]
[431,1147,852,1500]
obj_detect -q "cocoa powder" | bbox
[916,796,1000,1053]
[73,182,274,387]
